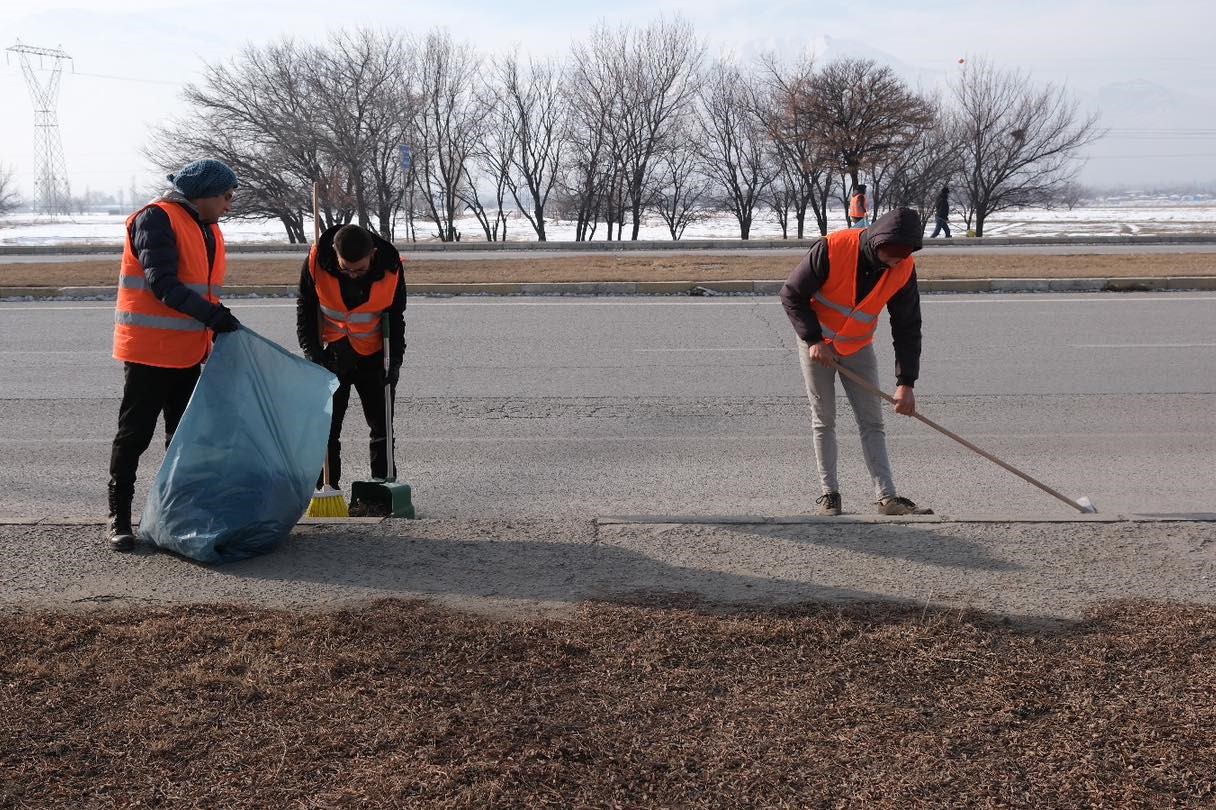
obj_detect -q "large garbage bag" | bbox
[139,327,339,563]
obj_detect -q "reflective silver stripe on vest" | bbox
[319,303,379,324]
[819,324,874,344]
[118,275,218,297]
[813,291,876,324]
[114,310,206,332]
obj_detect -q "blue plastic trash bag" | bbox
[140,327,339,563]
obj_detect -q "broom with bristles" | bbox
[306,181,348,518]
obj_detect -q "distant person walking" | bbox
[107,159,241,551]
[780,207,933,517]
[930,184,952,238]
[848,184,870,228]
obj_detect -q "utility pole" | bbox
[6,40,73,214]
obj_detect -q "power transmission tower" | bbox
[6,40,73,214]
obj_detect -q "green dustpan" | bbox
[349,314,415,519]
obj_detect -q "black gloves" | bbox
[386,365,400,387]
[206,304,240,333]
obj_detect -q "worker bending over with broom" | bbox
[780,207,933,517]
[107,159,241,551]
[297,224,406,511]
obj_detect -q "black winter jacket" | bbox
[779,208,924,387]
[296,226,407,370]
[127,191,226,326]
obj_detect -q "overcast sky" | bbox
[3,0,1214,204]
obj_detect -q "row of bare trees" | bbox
[146,20,1101,242]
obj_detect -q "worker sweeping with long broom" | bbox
[780,206,933,517]
[297,215,406,515]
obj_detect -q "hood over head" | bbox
[864,207,923,258]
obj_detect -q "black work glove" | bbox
[385,364,400,387]
[326,341,358,377]
[206,304,240,333]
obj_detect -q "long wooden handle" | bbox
[312,182,333,489]
[830,361,1090,513]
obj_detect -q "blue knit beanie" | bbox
[168,159,239,199]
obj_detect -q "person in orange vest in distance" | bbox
[108,158,241,551]
[780,207,933,516]
[296,224,406,496]
[848,183,869,228]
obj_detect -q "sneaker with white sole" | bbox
[816,492,842,516]
[876,496,933,515]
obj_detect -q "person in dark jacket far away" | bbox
[780,207,933,516]
[931,184,952,238]
[297,223,406,493]
[107,158,241,551]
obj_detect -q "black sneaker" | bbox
[876,496,934,516]
[816,492,842,516]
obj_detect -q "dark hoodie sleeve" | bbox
[887,268,922,388]
[779,238,830,344]
[387,260,406,369]
[132,206,222,325]
[296,256,324,362]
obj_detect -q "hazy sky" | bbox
[3,0,1214,204]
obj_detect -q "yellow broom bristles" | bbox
[306,486,349,517]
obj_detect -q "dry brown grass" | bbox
[3,252,1215,288]
[2,598,1213,807]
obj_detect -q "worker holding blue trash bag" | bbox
[106,158,241,552]
[296,223,407,508]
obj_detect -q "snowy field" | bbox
[1,198,1214,246]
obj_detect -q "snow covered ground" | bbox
[1,198,1214,246]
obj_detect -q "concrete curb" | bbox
[4,277,1216,301]
[5,513,1214,526]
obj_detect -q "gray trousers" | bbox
[796,339,897,500]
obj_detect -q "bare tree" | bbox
[651,135,711,239]
[498,52,565,241]
[950,58,1102,236]
[303,30,420,238]
[871,103,962,229]
[562,44,616,241]
[147,39,342,243]
[695,59,773,239]
[798,57,936,203]
[0,165,20,215]
[461,85,514,241]
[756,52,834,237]
[576,18,704,240]
[412,31,485,242]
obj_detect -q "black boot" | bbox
[107,484,136,552]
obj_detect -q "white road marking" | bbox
[1071,343,1216,348]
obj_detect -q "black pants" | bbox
[322,351,396,488]
[931,216,952,238]
[109,361,201,499]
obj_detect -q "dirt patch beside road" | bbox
[2,598,1212,807]
[3,251,1215,287]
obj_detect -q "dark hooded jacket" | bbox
[779,208,923,387]
[296,225,407,370]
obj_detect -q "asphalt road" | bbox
[1,291,1214,522]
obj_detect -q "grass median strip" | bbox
[2,598,1213,806]
[3,252,1216,288]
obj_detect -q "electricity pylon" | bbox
[6,41,73,214]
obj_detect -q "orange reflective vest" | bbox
[848,192,868,219]
[309,246,398,356]
[113,202,225,368]
[810,228,914,356]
